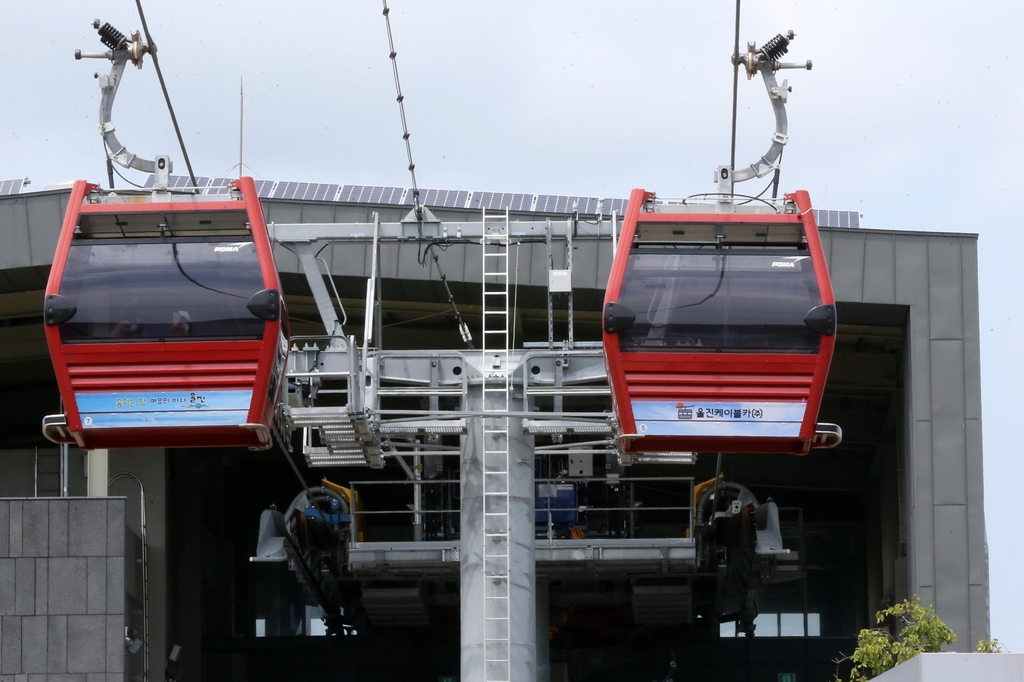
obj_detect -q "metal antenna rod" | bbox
[382,1,423,218]
[133,0,199,190]
[729,0,742,173]
[239,78,244,179]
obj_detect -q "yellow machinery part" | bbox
[322,477,365,542]
[692,473,725,526]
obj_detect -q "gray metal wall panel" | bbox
[907,313,933,424]
[510,243,540,294]
[819,229,833,269]
[461,244,483,285]
[596,237,613,291]
[331,205,376,223]
[264,202,302,224]
[329,243,371,280]
[969,583,990,643]
[961,240,982,419]
[927,238,964,340]
[965,418,987,587]
[933,504,970,651]
[929,340,967,506]
[25,195,63,268]
[862,233,897,304]
[393,243,421,281]
[0,198,30,271]
[573,242,600,290]
[894,235,932,305]
[911,419,935,590]
[895,236,933,420]
[828,230,866,301]
[298,203,336,224]
[917,585,936,614]
[532,241,548,288]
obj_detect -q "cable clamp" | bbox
[772,132,789,145]
[100,121,116,133]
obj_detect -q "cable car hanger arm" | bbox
[75,20,174,186]
[719,31,812,193]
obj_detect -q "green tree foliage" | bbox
[976,638,1004,653]
[835,597,956,681]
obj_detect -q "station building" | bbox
[0,177,986,681]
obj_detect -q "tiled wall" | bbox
[0,498,125,681]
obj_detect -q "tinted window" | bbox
[617,249,823,352]
[58,240,267,342]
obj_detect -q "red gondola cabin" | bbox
[603,188,839,455]
[42,177,288,450]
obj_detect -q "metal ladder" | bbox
[480,208,511,681]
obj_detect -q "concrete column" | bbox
[536,579,550,682]
[461,382,536,681]
[86,449,108,497]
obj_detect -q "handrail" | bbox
[347,476,695,544]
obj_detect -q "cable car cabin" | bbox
[603,188,839,455]
[41,177,288,450]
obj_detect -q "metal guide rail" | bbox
[280,339,707,467]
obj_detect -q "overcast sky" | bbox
[4,0,1023,650]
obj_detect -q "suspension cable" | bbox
[382,1,423,218]
[133,0,199,190]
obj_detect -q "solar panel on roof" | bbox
[510,194,532,212]
[272,181,298,200]
[0,179,24,196]
[536,194,589,214]
[339,185,405,205]
[309,183,339,202]
[601,198,629,215]
[67,173,861,228]
[812,209,860,228]
[347,185,369,203]
[468,191,493,210]
[141,174,209,190]
[420,189,470,209]
[205,177,233,195]
[270,181,339,202]
[469,192,531,212]
[422,189,441,206]
[382,186,407,204]
[254,180,275,198]
[337,185,354,202]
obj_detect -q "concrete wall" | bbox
[873,653,1024,681]
[0,497,125,680]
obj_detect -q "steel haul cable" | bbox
[382,1,422,218]
[133,0,199,190]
